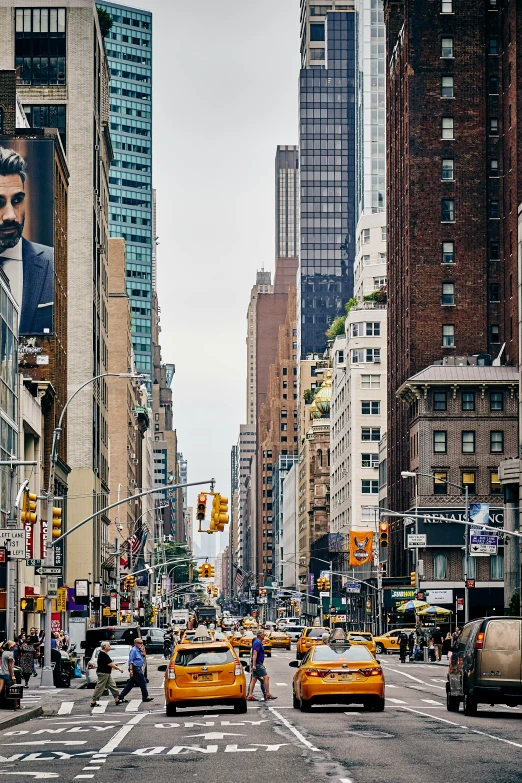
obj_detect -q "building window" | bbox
[489,118,499,136]
[490,242,500,260]
[351,348,381,363]
[489,159,499,177]
[362,427,381,442]
[441,199,455,222]
[15,7,66,86]
[23,104,67,148]
[488,75,499,95]
[490,430,504,453]
[490,324,500,343]
[490,283,500,302]
[441,0,453,12]
[281,423,287,432]
[491,553,504,580]
[310,47,325,60]
[490,392,503,411]
[381,226,387,241]
[434,472,448,495]
[489,201,500,219]
[365,322,380,336]
[433,431,447,453]
[442,117,454,139]
[282,367,287,376]
[442,325,455,346]
[309,22,325,41]
[441,76,454,97]
[442,159,454,180]
[362,401,380,415]
[490,471,501,494]
[281,410,287,418]
[442,282,455,305]
[434,554,448,580]
[462,431,475,454]
[442,241,455,264]
[441,37,454,58]
[489,37,499,54]
[463,553,477,580]
[362,228,370,243]
[373,277,386,290]
[461,392,475,411]
[462,471,476,494]
[361,374,380,389]
[362,480,379,494]
[362,454,379,469]
[433,391,447,411]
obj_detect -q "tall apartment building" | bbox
[99,2,153,380]
[272,454,298,585]
[236,424,256,572]
[330,297,387,540]
[298,3,356,358]
[385,1,522,571]
[0,1,112,583]
[246,270,272,426]
[275,144,299,263]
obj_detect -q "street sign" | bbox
[319,591,330,598]
[47,577,58,598]
[0,549,5,564]
[470,533,498,556]
[457,597,464,610]
[26,559,41,567]
[345,583,361,593]
[407,534,427,548]
[466,579,475,589]
[35,566,63,576]
[0,530,25,559]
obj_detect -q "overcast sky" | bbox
[119,0,300,554]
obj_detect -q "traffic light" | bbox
[207,585,212,594]
[213,586,218,597]
[156,586,161,596]
[379,521,389,548]
[323,577,330,591]
[51,506,62,539]
[208,564,215,579]
[128,575,135,588]
[20,491,37,524]
[198,563,206,579]
[36,597,45,613]
[410,571,417,586]
[196,493,207,522]
[209,494,229,532]
[317,577,325,591]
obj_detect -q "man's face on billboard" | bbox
[0,174,25,252]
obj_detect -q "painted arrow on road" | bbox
[185,732,246,740]
[0,741,87,747]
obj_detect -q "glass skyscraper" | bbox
[100,2,153,379]
[298,9,356,358]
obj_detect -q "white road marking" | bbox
[57,702,74,715]
[125,700,141,712]
[385,668,445,689]
[98,713,146,753]
[400,706,522,749]
[92,702,109,714]
[344,712,361,716]
[268,708,320,752]
[422,699,442,705]
[276,683,288,687]
[387,698,407,704]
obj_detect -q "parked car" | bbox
[446,616,522,716]
[141,627,165,654]
[86,644,148,687]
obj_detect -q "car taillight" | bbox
[305,668,328,678]
[358,667,382,677]
[168,664,176,680]
[475,632,485,649]
[234,659,242,676]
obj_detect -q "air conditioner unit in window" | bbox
[373,357,381,363]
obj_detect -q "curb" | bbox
[0,705,43,730]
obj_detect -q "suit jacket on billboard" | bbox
[20,237,54,335]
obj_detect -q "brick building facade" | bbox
[385,0,522,574]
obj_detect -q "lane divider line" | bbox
[98,713,146,754]
[400,705,522,748]
[268,707,321,752]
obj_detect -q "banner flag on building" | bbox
[348,531,374,567]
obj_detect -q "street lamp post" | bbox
[401,472,470,622]
[41,371,143,689]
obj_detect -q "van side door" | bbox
[449,623,474,696]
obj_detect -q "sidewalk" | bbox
[0,674,88,732]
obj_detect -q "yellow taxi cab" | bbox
[269,630,292,650]
[165,640,247,716]
[289,642,385,712]
[346,632,377,655]
[296,626,329,660]
[374,628,416,655]
[242,617,258,629]
[181,630,215,645]
[237,630,272,658]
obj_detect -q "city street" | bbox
[0,648,521,783]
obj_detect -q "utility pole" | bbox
[464,485,470,624]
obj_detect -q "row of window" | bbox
[433,470,500,496]
[432,552,503,581]
[433,390,504,412]
[433,429,505,454]
[442,323,503,347]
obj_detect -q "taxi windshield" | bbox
[306,627,328,638]
[312,645,375,663]
[175,647,234,667]
[350,633,372,641]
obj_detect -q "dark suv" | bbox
[141,627,165,654]
[82,625,141,660]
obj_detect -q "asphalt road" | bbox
[0,649,521,782]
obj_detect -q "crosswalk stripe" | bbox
[422,699,442,705]
[125,699,141,712]
[276,683,288,687]
[92,701,109,714]
[387,698,407,704]
[58,702,74,715]
[386,684,398,688]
